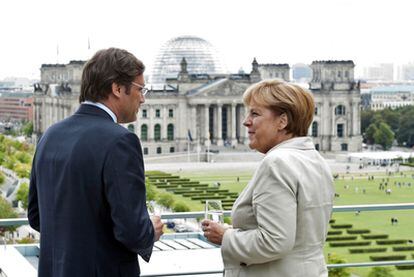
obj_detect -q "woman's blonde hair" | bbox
[243,79,314,137]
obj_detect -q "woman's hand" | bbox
[201,219,227,245]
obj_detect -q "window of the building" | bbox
[335,105,346,115]
[337,124,344,138]
[154,124,161,141]
[156,147,162,154]
[314,107,318,115]
[341,143,348,151]
[143,147,148,155]
[315,144,320,151]
[127,124,135,133]
[169,147,175,153]
[337,71,342,78]
[345,71,349,78]
[168,109,174,118]
[167,124,174,141]
[312,122,318,137]
[142,109,147,118]
[141,124,148,141]
[155,109,161,118]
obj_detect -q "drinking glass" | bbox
[205,200,224,224]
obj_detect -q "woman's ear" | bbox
[278,113,288,131]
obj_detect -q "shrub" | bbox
[330,241,371,247]
[368,267,394,277]
[18,236,36,244]
[347,229,371,234]
[376,240,408,245]
[327,253,351,277]
[16,182,29,209]
[349,247,387,254]
[392,246,414,251]
[331,224,353,229]
[362,234,389,240]
[328,230,343,236]
[395,265,414,270]
[369,255,406,261]
[157,193,174,208]
[326,235,358,241]
[173,202,190,212]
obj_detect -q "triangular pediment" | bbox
[187,78,250,97]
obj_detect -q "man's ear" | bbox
[278,113,289,130]
[111,83,122,99]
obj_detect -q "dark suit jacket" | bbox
[28,104,154,277]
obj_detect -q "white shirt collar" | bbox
[82,101,117,123]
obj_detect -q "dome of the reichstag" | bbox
[150,36,226,84]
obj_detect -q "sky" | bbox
[1,0,413,80]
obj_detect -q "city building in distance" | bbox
[33,36,362,154]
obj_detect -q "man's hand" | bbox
[151,216,164,242]
[201,219,227,245]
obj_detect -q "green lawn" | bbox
[155,167,414,277]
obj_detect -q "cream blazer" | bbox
[221,137,334,277]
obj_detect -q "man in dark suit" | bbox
[28,48,163,277]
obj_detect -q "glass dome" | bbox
[150,36,226,84]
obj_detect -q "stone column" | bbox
[231,103,237,146]
[204,104,210,146]
[148,106,154,140]
[217,104,223,146]
[162,106,167,140]
[243,106,249,145]
[191,105,197,140]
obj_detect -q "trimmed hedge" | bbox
[346,229,371,234]
[392,246,414,251]
[395,265,414,270]
[331,224,353,229]
[327,230,343,236]
[361,234,389,240]
[329,241,371,247]
[329,219,336,224]
[376,239,408,245]
[369,255,406,261]
[348,247,387,254]
[326,235,358,241]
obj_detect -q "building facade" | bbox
[369,85,414,110]
[0,91,33,122]
[33,37,362,153]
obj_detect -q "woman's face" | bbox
[243,101,290,154]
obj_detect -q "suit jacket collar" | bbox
[75,104,115,122]
[266,136,314,156]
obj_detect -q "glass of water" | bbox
[205,200,224,224]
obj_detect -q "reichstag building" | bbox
[33,36,362,155]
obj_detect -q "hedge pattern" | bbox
[146,171,239,210]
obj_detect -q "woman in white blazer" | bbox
[202,79,334,277]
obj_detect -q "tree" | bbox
[397,108,414,147]
[361,109,375,134]
[22,121,33,137]
[327,253,351,277]
[365,123,378,145]
[16,182,29,209]
[368,267,394,277]
[374,122,394,150]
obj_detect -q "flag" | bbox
[187,129,193,142]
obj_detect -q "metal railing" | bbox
[1,203,414,276]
